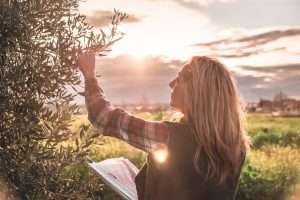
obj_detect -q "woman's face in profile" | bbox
[169,63,191,112]
[169,75,184,112]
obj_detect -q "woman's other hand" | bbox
[78,51,96,79]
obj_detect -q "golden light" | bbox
[111,20,211,60]
[80,0,222,60]
[152,145,168,163]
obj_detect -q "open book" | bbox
[88,157,139,200]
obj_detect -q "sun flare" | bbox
[153,145,168,163]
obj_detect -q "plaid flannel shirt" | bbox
[84,77,170,152]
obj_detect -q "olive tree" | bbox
[0,0,126,199]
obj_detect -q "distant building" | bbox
[246,102,258,112]
[256,99,273,113]
[277,98,300,117]
[256,92,300,117]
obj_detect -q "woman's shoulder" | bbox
[164,120,191,132]
[164,120,195,145]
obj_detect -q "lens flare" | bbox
[153,146,168,163]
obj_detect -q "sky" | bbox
[77,0,300,104]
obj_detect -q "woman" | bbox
[79,52,250,200]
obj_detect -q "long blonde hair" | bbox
[179,56,250,185]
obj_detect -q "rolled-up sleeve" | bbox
[84,77,170,152]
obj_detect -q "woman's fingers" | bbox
[78,51,96,78]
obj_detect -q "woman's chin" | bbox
[170,103,181,112]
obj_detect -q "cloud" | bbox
[147,0,300,29]
[95,55,183,77]
[240,64,300,74]
[193,27,300,58]
[234,64,300,101]
[204,47,286,58]
[175,0,235,10]
[148,0,235,11]
[86,10,142,27]
[172,0,206,11]
[210,0,300,29]
[92,55,184,104]
[77,55,300,104]
[75,53,300,104]
[196,28,300,47]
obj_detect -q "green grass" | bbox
[247,113,300,136]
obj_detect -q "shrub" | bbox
[238,146,300,200]
[252,131,300,149]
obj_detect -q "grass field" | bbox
[247,113,300,135]
[71,112,300,200]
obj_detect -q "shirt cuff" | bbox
[85,77,97,85]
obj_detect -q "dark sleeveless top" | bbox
[135,121,245,200]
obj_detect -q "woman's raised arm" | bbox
[79,52,170,152]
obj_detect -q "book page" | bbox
[88,157,139,200]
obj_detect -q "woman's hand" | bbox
[78,51,96,79]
